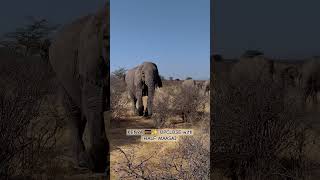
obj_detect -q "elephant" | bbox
[125,62,162,117]
[49,4,109,173]
[301,59,320,104]
[229,56,275,85]
[182,79,196,88]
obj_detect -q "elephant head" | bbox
[125,62,162,117]
[49,4,109,173]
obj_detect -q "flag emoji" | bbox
[144,129,152,135]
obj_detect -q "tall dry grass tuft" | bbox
[0,55,62,179]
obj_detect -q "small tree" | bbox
[112,67,127,80]
[242,50,264,58]
[0,17,58,58]
[186,77,192,80]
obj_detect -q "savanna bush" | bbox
[153,82,208,127]
[110,75,129,120]
[212,58,313,180]
[0,55,61,178]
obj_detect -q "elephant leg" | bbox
[132,97,138,115]
[146,88,154,116]
[129,93,138,115]
[136,92,144,116]
[60,87,86,166]
[142,96,148,116]
[82,83,108,173]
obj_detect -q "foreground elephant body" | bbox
[49,5,109,173]
[125,62,162,116]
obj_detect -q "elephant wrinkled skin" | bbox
[49,5,109,173]
[125,62,162,117]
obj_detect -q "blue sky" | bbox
[111,0,210,80]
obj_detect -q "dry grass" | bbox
[111,130,209,180]
[0,54,64,179]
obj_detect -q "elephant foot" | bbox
[78,151,94,170]
[78,151,107,173]
[138,108,144,116]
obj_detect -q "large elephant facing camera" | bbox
[49,4,109,173]
[125,62,162,117]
